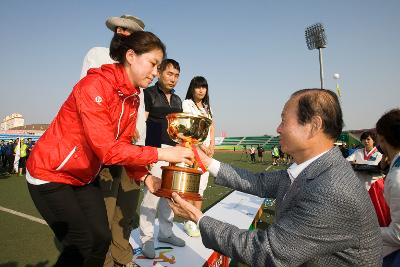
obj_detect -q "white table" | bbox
[129,190,264,267]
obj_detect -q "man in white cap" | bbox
[81,14,146,267]
[81,15,145,78]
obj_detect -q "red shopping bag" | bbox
[369,178,391,227]
[203,251,229,267]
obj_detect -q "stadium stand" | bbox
[217,135,274,150]
[215,131,362,151]
[0,124,48,141]
[0,133,41,141]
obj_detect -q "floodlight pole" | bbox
[305,23,327,90]
[318,48,324,89]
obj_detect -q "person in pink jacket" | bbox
[26,31,194,267]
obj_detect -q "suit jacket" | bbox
[199,147,382,266]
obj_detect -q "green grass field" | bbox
[0,151,286,266]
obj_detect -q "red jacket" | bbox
[27,64,158,186]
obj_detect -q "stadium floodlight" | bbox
[305,23,327,50]
[305,23,327,89]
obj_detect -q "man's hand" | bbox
[168,192,203,223]
[144,174,161,193]
[195,145,213,168]
[204,145,215,157]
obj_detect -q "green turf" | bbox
[0,176,42,218]
[0,212,59,266]
[0,151,286,266]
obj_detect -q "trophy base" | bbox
[154,165,203,201]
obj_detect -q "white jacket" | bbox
[347,147,383,190]
[381,152,400,256]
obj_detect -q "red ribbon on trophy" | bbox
[192,144,207,173]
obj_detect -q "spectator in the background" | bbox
[257,144,264,163]
[249,145,256,163]
[375,108,400,266]
[16,139,28,176]
[271,145,279,165]
[26,138,33,159]
[347,131,383,190]
[3,141,14,173]
[12,138,19,173]
[0,140,4,170]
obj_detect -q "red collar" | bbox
[113,64,140,96]
[364,147,377,160]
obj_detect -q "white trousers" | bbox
[139,156,174,244]
[198,171,209,196]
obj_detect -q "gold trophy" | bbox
[154,112,212,201]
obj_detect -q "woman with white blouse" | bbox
[347,131,383,190]
[182,76,215,237]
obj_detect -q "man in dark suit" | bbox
[169,89,382,266]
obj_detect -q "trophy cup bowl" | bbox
[154,112,212,201]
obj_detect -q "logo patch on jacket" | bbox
[95,96,103,103]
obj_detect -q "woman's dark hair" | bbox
[376,109,400,149]
[185,76,212,118]
[360,131,376,144]
[109,31,166,64]
[291,88,343,140]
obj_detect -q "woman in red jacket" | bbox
[26,31,194,267]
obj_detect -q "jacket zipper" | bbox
[87,91,138,183]
[87,164,102,184]
[116,93,138,140]
[56,146,77,171]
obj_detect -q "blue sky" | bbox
[0,0,399,136]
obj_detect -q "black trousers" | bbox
[27,179,111,267]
